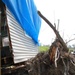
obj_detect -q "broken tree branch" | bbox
[38,11,69,52]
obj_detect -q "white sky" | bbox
[34,0,75,46]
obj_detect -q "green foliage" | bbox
[39,46,50,52]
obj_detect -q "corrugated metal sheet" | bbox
[6,8,38,63]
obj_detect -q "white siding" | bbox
[6,8,38,63]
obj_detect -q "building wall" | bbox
[6,8,38,63]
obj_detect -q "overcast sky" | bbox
[34,0,75,46]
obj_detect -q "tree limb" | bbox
[38,11,69,52]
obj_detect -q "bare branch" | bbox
[66,38,75,44]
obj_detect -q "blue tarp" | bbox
[2,0,41,44]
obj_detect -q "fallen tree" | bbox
[23,11,75,75]
[38,11,75,61]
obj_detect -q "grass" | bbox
[39,46,73,52]
[39,46,50,52]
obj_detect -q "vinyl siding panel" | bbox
[6,8,38,63]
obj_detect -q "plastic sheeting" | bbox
[2,0,41,44]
